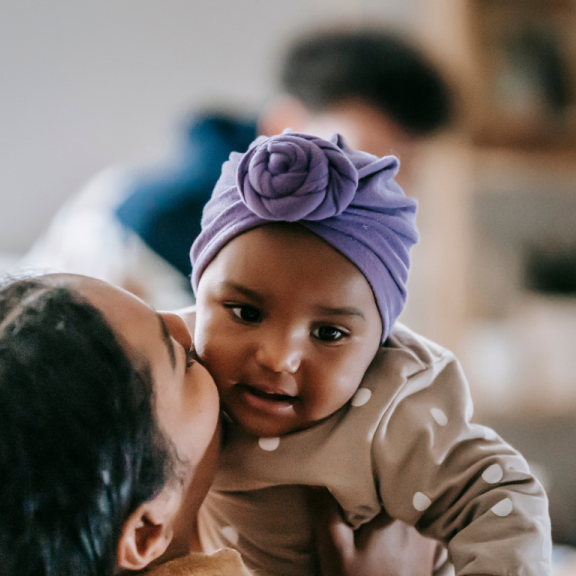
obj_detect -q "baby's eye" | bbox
[311,325,346,342]
[230,305,262,323]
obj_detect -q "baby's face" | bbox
[194,223,382,438]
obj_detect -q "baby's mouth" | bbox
[236,383,297,412]
[244,385,295,402]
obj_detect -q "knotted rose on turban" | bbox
[236,132,358,221]
[191,131,419,342]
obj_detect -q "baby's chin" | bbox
[227,410,305,439]
[224,402,339,439]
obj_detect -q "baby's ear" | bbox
[117,489,178,571]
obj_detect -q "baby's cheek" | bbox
[195,315,224,359]
[307,372,360,420]
[334,368,366,406]
[194,337,222,379]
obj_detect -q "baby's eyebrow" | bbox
[157,313,176,370]
[314,305,365,319]
[218,281,262,301]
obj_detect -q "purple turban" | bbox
[190,131,419,342]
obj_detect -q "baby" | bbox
[188,132,551,576]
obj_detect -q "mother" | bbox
[0,273,240,575]
[0,273,436,576]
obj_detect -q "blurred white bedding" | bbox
[8,167,194,311]
[0,253,20,276]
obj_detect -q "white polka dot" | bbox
[491,498,513,517]
[542,538,551,560]
[351,388,372,407]
[258,437,280,451]
[221,526,239,546]
[430,408,448,426]
[483,427,497,441]
[482,464,504,484]
[102,470,110,485]
[413,492,432,511]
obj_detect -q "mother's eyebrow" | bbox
[157,313,176,370]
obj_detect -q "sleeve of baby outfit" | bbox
[371,353,552,576]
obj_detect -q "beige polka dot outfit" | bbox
[198,324,552,576]
[142,549,253,576]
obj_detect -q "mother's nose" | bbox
[160,311,193,352]
[255,330,303,374]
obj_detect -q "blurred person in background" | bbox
[17,27,452,309]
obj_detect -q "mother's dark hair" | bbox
[0,276,174,576]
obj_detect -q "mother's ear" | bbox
[117,489,180,571]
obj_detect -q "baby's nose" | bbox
[255,333,302,374]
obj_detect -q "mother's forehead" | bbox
[46,274,163,353]
[47,274,150,317]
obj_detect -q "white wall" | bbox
[0,0,419,253]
